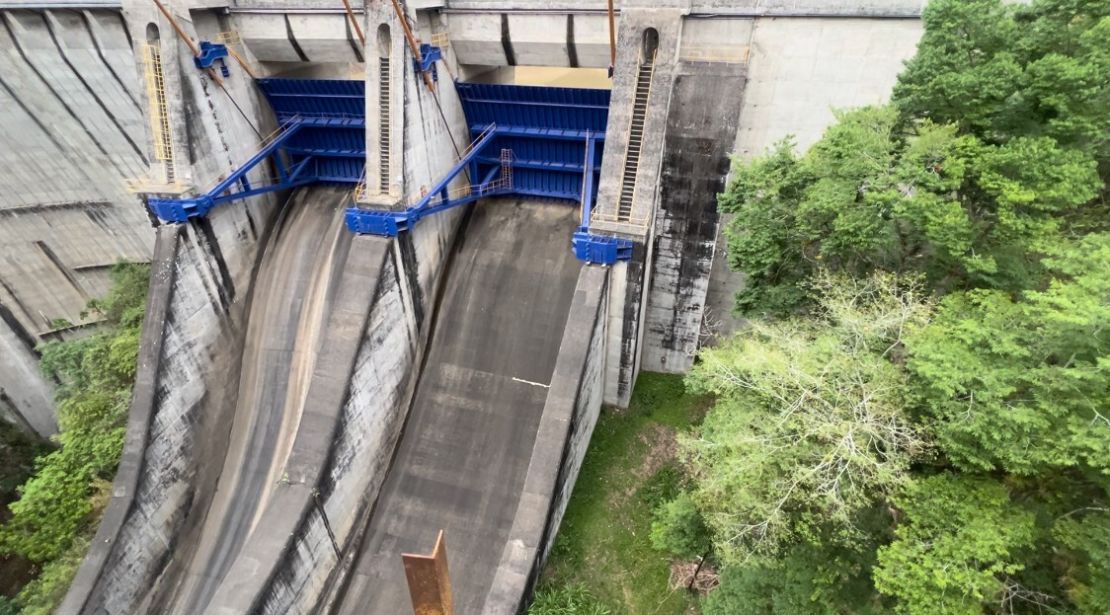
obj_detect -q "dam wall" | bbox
[204,235,402,615]
[26,2,932,612]
[0,7,153,437]
[202,6,475,614]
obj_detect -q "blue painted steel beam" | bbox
[573,131,632,265]
[283,147,367,158]
[474,156,600,173]
[148,120,307,222]
[148,118,366,223]
[345,125,500,236]
[469,125,605,142]
[457,97,610,112]
[350,81,629,265]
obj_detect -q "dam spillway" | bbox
[334,198,583,613]
[0,1,928,613]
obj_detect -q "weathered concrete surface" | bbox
[332,198,583,615]
[204,235,391,615]
[207,213,469,615]
[592,5,682,236]
[61,3,290,611]
[59,206,251,614]
[69,1,477,608]
[704,17,923,335]
[445,12,611,68]
[233,12,367,65]
[442,0,925,15]
[641,56,747,373]
[0,7,153,436]
[226,0,924,16]
[201,8,479,611]
[589,4,681,408]
[484,264,608,613]
[142,187,349,615]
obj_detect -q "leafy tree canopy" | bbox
[907,234,1110,476]
[684,273,932,561]
[874,474,1038,615]
[721,0,1107,317]
[1,263,147,566]
[894,0,1110,163]
[700,3,1110,612]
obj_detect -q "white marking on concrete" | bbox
[512,377,550,389]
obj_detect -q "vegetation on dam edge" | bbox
[0,263,149,615]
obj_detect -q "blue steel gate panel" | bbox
[455,82,609,207]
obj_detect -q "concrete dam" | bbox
[0,0,926,612]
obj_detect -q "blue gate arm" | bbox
[147,115,365,224]
[346,125,506,236]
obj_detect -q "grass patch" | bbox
[537,373,712,615]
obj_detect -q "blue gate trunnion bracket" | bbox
[194,41,230,77]
[414,44,442,82]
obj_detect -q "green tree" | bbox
[893,0,1110,167]
[720,0,1107,318]
[684,273,932,561]
[874,474,1037,615]
[906,234,1110,476]
[719,108,903,315]
[720,110,1101,316]
[650,491,712,559]
[1053,509,1110,614]
[702,0,1110,612]
[706,542,885,615]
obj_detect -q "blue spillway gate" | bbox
[346,82,631,264]
[457,82,608,203]
[147,79,365,222]
[146,77,630,264]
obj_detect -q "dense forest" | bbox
[647,0,1110,613]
